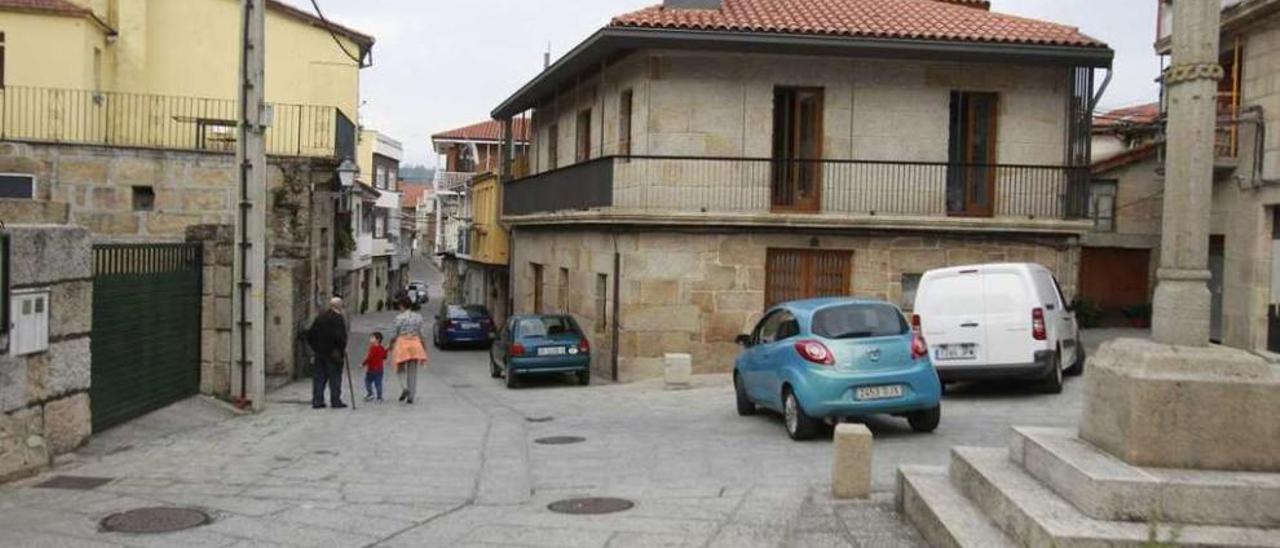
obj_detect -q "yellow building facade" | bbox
[0,0,371,120]
[469,173,509,267]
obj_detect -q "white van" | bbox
[913,263,1084,393]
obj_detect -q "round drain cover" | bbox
[101,507,210,534]
[535,436,585,445]
[548,497,634,515]
[525,416,554,423]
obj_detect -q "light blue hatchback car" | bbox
[733,298,942,440]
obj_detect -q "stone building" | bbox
[491,0,1113,381]
[0,0,374,403]
[1079,104,1163,326]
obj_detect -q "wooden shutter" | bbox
[765,249,852,308]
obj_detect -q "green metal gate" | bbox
[91,244,202,432]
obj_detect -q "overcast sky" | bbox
[287,0,1162,166]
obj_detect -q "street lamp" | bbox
[337,159,358,188]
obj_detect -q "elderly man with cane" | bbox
[307,297,349,409]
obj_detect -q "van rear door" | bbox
[982,269,1036,366]
[919,270,988,367]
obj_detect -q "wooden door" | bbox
[765,249,852,308]
[947,91,998,217]
[771,88,824,212]
[1078,247,1151,317]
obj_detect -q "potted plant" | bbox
[1122,303,1152,328]
[1070,298,1103,329]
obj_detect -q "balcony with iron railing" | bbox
[503,156,1092,232]
[0,85,356,159]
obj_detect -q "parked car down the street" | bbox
[407,280,430,304]
[491,314,591,388]
[733,298,942,440]
[913,263,1085,394]
[433,304,495,349]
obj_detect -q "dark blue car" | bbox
[490,314,591,388]
[433,304,495,349]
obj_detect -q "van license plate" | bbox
[537,347,567,356]
[935,344,976,361]
[856,385,904,401]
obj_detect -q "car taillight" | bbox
[1032,308,1047,341]
[511,343,526,357]
[912,332,928,360]
[794,340,835,366]
[579,339,590,354]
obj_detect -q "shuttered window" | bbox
[765,249,852,308]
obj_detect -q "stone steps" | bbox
[897,465,1017,548]
[950,447,1280,548]
[1010,426,1280,528]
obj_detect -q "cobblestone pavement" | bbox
[0,261,1118,547]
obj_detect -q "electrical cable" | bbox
[308,0,367,67]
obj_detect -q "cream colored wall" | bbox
[530,51,1069,172]
[0,12,108,90]
[111,0,362,117]
[357,129,377,184]
[11,0,365,118]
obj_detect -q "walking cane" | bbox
[343,350,357,410]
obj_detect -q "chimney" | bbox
[663,0,722,9]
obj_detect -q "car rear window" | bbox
[812,304,908,339]
[515,316,579,337]
[447,305,489,320]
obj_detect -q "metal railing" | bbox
[0,85,354,159]
[505,156,1090,221]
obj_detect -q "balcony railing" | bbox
[504,156,1090,221]
[0,85,355,159]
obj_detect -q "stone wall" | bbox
[529,50,1069,173]
[0,225,93,482]
[186,225,234,398]
[512,228,1078,381]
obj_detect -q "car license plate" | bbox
[934,344,976,361]
[855,385,904,401]
[537,347,566,356]
[460,322,479,329]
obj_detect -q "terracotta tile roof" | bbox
[432,119,531,144]
[1093,102,1161,130]
[0,0,89,16]
[610,0,1104,48]
[399,183,430,208]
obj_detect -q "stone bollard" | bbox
[832,423,873,499]
[664,353,692,389]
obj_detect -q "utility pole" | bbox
[233,0,268,410]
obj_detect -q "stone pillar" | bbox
[1151,0,1224,346]
[187,225,235,399]
[832,423,873,499]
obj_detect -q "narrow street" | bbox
[0,262,1109,548]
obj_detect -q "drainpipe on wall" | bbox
[611,233,621,382]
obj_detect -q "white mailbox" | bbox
[11,289,50,356]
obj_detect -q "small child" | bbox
[362,332,387,402]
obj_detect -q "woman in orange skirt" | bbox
[388,292,429,404]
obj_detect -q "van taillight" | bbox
[1032,308,1047,341]
[911,314,921,333]
[794,340,835,366]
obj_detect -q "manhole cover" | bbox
[100,507,211,534]
[535,436,585,445]
[525,416,554,423]
[36,476,113,490]
[548,497,634,515]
